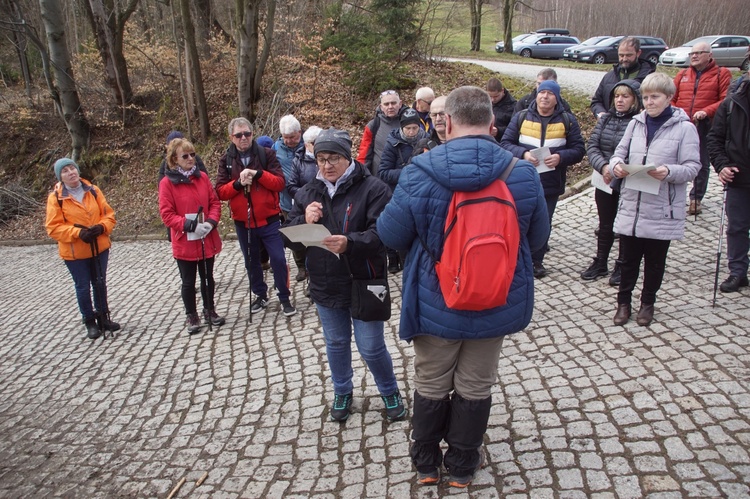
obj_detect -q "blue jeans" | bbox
[316,304,398,396]
[64,249,110,321]
[234,220,290,302]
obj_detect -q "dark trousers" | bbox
[689,119,711,202]
[725,187,750,278]
[175,257,215,315]
[595,188,620,262]
[617,235,671,306]
[234,220,290,302]
[531,194,559,263]
[64,249,110,321]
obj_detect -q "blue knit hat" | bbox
[166,130,184,144]
[54,158,79,181]
[256,135,274,148]
[537,80,561,103]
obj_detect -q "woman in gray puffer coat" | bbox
[582,80,643,285]
[609,73,701,327]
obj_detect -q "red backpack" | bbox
[423,158,520,311]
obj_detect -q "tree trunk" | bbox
[179,0,210,138]
[469,0,482,52]
[502,0,515,54]
[193,0,212,57]
[38,0,90,160]
[170,0,192,139]
[5,0,33,100]
[236,0,275,121]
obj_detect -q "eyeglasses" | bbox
[233,131,252,139]
[180,152,196,160]
[316,154,344,166]
[689,51,710,57]
[429,111,446,118]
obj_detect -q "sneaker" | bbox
[186,313,202,334]
[295,269,308,282]
[719,275,749,293]
[533,261,547,279]
[580,257,608,281]
[281,301,297,317]
[85,318,101,340]
[381,390,407,421]
[416,468,440,485]
[251,296,268,314]
[203,309,226,326]
[447,447,485,488]
[330,393,353,422]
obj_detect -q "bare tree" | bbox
[469,0,484,51]
[1,0,33,99]
[179,0,209,138]
[38,0,90,160]
[236,0,276,121]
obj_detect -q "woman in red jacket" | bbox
[159,138,225,334]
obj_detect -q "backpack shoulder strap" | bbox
[499,156,519,182]
[561,112,571,134]
[254,140,267,169]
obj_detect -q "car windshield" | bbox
[595,37,619,46]
[581,36,607,45]
[683,36,716,47]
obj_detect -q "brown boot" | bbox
[636,303,654,326]
[613,303,631,326]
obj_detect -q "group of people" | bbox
[44,37,748,487]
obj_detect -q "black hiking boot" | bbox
[580,257,608,281]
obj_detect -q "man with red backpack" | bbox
[377,86,549,488]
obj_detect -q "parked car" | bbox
[562,36,613,62]
[571,35,668,65]
[659,35,750,70]
[512,34,581,59]
[496,33,536,53]
[533,28,571,36]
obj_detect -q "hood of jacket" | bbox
[608,78,644,114]
[386,126,428,146]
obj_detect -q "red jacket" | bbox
[45,179,116,261]
[672,60,732,119]
[159,168,222,261]
[215,143,285,228]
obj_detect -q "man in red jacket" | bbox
[215,117,296,317]
[672,42,732,215]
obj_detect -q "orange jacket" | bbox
[45,179,116,260]
[672,60,732,119]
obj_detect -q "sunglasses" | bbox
[233,131,252,139]
[380,90,397,96]
[180,152,196,160]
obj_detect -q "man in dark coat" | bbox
[514,68,571,113]
[486,77,516,141]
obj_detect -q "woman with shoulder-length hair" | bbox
[609,72,701,326]
[159,138,224,334]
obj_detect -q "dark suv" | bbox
[571,36,668,65]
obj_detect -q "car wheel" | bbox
[521,49,531,58]
[742,58,749,71]
[647,54,659,65]
[593,53,606,65]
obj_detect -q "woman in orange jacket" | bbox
[45,158,119,339]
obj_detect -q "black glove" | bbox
[79,227,95,243]
[90,224,105,237]
[183,217,198,232]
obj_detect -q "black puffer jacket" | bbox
[707,75,750,189]
[590,59,654,117]
[587,79,643,192]
[284,161,391,308]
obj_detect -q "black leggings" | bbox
[176,257,215,314]
[617,236,670,306]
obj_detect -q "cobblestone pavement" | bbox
[1,176,749,498]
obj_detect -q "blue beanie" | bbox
[166,130,184,144]
[256,135,274,148]
[537,80,561,103]
[54,158,79,181]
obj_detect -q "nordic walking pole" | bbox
[712,185,729,308]
[196,207,212,332]
[75,224,109,338]
[244,186,253,324]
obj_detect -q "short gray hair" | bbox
[303,126,323,144]
[415,87,435,101]
[228,117,252,136]
[279,114,301,135]
[538,68,558,81]
[641,72,676,97]
[445,86,493,127]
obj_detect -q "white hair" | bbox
[279,115,301,135]
[415,87,435,101]
[303,126,323,144]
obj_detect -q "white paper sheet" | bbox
[529,146,553,173]
[279,224,339,258]
[620,164,661,195]
[591,170,612,194]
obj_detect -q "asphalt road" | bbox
[446,57,607,95]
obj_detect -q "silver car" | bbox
[512,34,581,59]
[660,35,750,70]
